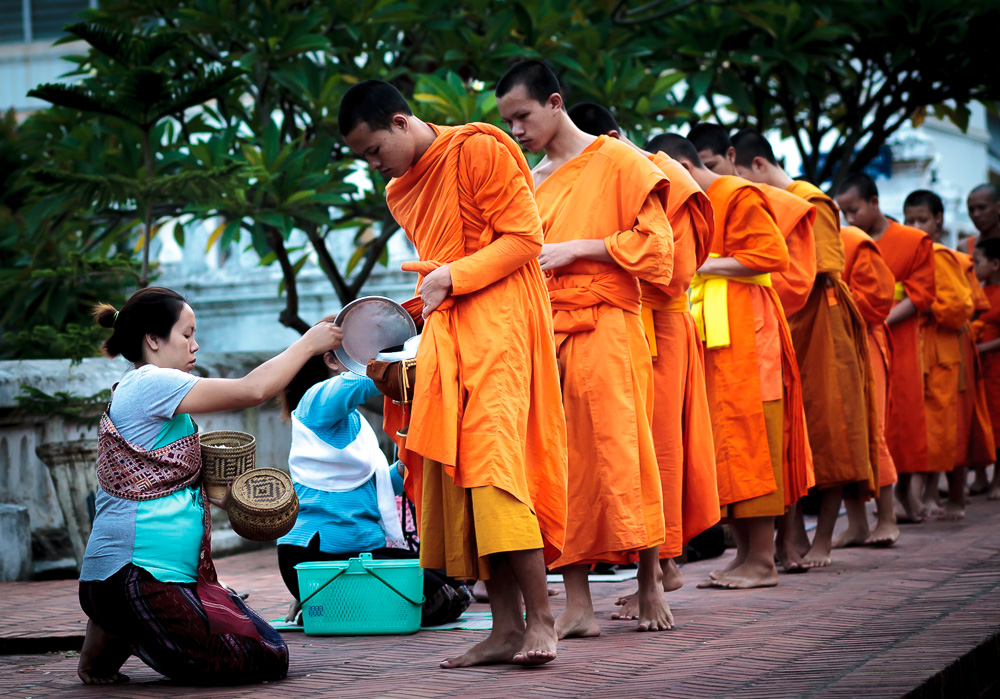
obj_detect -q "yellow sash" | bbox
[893,281,906,302]
[690,254,772,348]
[640,296,689,358]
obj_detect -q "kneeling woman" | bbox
[277,352,472,627]
[78,287,342,685]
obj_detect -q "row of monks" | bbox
[337,60,1000,667]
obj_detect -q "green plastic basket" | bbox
[295,554,424,635]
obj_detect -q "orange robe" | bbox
[841,226,898,488]
[873,221,936,474]
[535,135,673,567]
[758,183,817,316]
[971,284,1000,442]
[644,152,719,558]
[922,244,974,472]
[783,182,877,494]
[383,123,568,565]
[700,176,812,512]
[956,253,996,466]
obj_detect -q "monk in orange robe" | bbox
[971,238,1000,499]
[654,133,810,589]
[904,190,995,519]
[496,61,674,637]
[339,80,569,668]
[966,185,1000,494]
[729,129,877,569]
[689,124,819,574]
[567,102,720,617]
[837,226,900,546]
[836,173,935,523]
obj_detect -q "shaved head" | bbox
[838,172,879,200]
[568,102,618,136]
[731,129,778,168]
[338,80,412,136]
[687,123,732,157]
[495,60,563,105]
[646,133,704,168]
[970,183,999,203]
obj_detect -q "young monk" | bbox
[495,61,674,636]
[904,190,995,518]
[688,124,817,574]
[566,102,720,618]
[836,226,901,546]
[651,133,810,589]
[338,80,569,668]
[902,190,974,518]
[836,173,935,523]
[966,184,1000,494]
[730,128,877,569]
[971,238,1000,499]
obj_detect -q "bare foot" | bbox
[922,499,943,518]
[440,631,522,668]
[938,501,966,521]
[611,592,640,620]
[969,473,990,496]
[894,499,925,524]
[285,600,301,624]
[662,559,684,592]
[636,585,673,631]
[865,521,899,547]
[776,546,808,574]
[472,580,489,602]
[988,485,1000,501]
[706,561,779,589]
[832,524,870,548]
[547,586,561,597]
[512,622,558,666]
[77,620,131,685]
[801,544,832,569]
[554,608,601,639]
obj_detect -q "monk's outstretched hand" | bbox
[419,263,453,318]
[538,242,579,271]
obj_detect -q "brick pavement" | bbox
[2,498,999,698]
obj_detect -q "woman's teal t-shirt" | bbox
[80,365,204,584]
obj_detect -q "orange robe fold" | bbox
[644,152,719,557]
[758,183,818,316]
[956,253,996,466]
[922,244,974,472]
[874,221,936,474]
[841,226,898,488]
[782,182,876,494]
[702,176,812,512]
[972,284,1000,443]
[536,135,673,567]
[383,123,569,564]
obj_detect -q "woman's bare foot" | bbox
[938,501,966,521]
[554,607,601,639]
[512,622,558,666]
[865,521,900,547]
[77,620,131,685]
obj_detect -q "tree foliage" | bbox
[10,0,999,351]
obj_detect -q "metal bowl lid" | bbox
[333,296,418,375]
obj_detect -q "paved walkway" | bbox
[2,498,1000,698]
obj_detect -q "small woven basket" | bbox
[201,431,256,500]
[228,468,298,541]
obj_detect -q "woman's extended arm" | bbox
[176,322,342,415]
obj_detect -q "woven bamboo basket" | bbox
[228,468,299,541]
[200,431,256,500]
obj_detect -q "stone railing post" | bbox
[34,440,99,571]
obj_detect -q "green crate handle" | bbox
[298,553,426,609]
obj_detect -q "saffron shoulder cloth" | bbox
[96,412,260,638]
